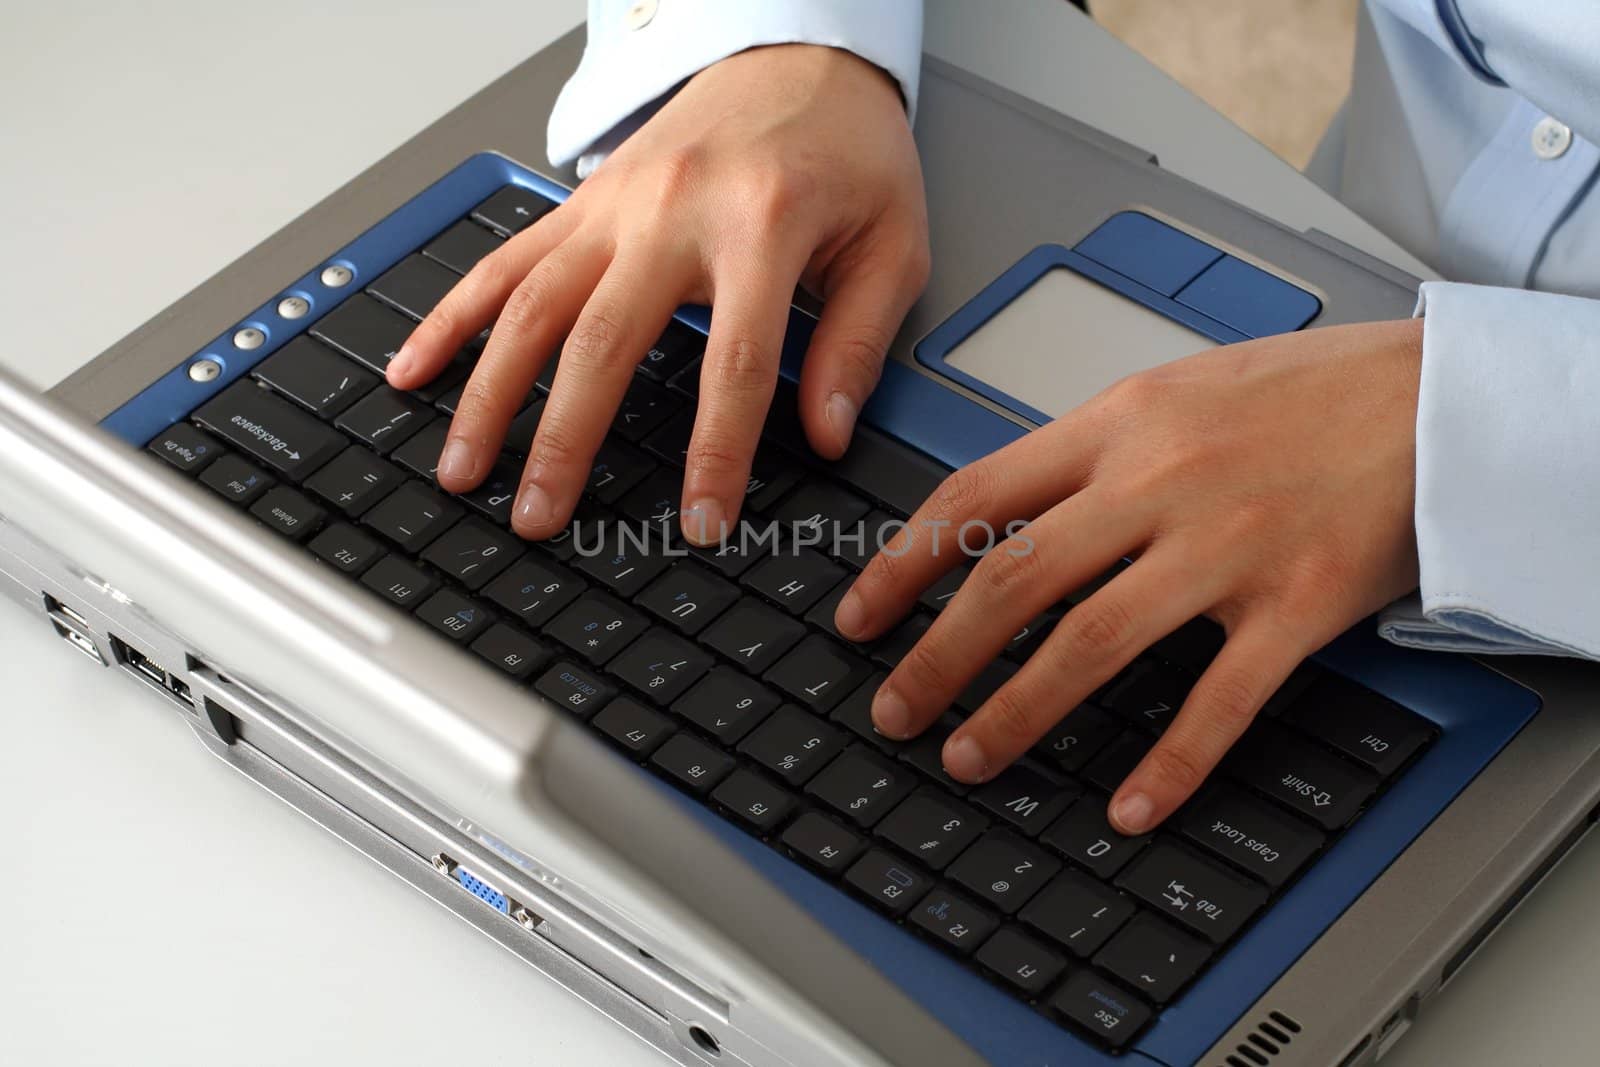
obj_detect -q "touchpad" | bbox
[943,267,1216,421]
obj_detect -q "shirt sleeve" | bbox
[1370,0,1600,145]
[548,0,924,177]
[1376,280,1600,660]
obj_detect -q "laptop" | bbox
[4,27,1599,1067]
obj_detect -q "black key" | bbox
[1033,704,1122,773]
[711,769,798,832]
[738,706,846,785]
[147,422,222,474]
[483,557,585,628]
[411,362,469,405]
[1041,795,1151,880]
[1117,839,1268,943]
[843,849,933,917]
[826,425,948,519]
[871,613,932,669]
[545,592,648,665]
[615,467,685,528]
[1101,660,1193,734]
[1083,731,1155,794]
[368,254,458,322]
[899,719,974,796]
[1049,971,1151,1050]
[537,500,608,563]
[471,185,556,236]
[781,812,866,874]
[672,667,780,744]
[875,788,987,871]
[199,453,273,505]
[756,377,810,454]
[1018,868,1135,957]
[829,672,903,753]
[742,549,846,614]
[433,382,467,415]
[335,389,435,454]
[1259,662,1325,718]
[303,446,402,516]
[609,629,713,703]
[1003,610,1061,661]
[917,565,971,613]
[584,440,655,504]
[613,377,680,442]
[422,516,523,590]
[359,556,439,608]
[311,293,415,375]
[641,409,695,466]
[248,487,326,541]
[422,218,504,275]
[947,831,1060,914]
[1283,675,1433,778]
[574,522,675,597]
[1151,617,1226,674]
[703,598,805,674]
[971,763,1081,836]
[805,746,915,827]
[362,481,463,553]
[390,420,450,480]
[687,517,784,578]
[772,480,871,539]
[253,335,377,417]
[909,886,1000,954]
[764,635,873,713]
[415,589,493,644]
[836,509,901,571]
[469,623,551,680]
[649,733,735,795]
[459,458,523,526]
[956,658,1020,714]
[1178,786,1325,887]
[591,696,676,757]
[192,381,345,480]
[973,926,1066,996]
[636,563,739,635]
[308,522,385,575]
[637,321,704,382]
[744,448,802,512]
[1094,912,1212,1005]
[1225,722,1378,830]
[503,399,545,457]
[534,660,617,719]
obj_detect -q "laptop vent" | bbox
[1218,1010,1302,1066]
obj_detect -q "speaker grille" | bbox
[1216,1011,1304,1066]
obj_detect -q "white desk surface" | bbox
[3,2,1592,1064]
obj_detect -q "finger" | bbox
[940,543,1225,784]
[387,206,579,389]
[870,484,1149,741]
[795,240,927,458]
[512,243,692,538]
[436,237,609,493]
[835,426,1099,642]
[1108,620,1306,834]
[679,247,809,545]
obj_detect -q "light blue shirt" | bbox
[550,0,1600,662]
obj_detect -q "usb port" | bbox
[44,594,105,666]
[45,594,91,633]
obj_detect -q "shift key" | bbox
[193,381,345,481]
[1224,723,1378,831]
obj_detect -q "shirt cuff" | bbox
[1380,281,1600,661]
[1372,0,1503,85]
[548,0,923,176]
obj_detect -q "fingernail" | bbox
[835,589,867,639]
[942,734,989,783]
[682,497,727,546]
[388,343,414,381]
[436,438,477,484]
[872,686,911,739]
[516,484,555,529]
[825,391,859,452]
[1110,791,1154,835]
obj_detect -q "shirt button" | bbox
[623,0,657,31]
[1532,116,1573,161]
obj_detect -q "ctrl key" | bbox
[1049,970,1152,1050]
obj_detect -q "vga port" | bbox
[454,865,511,915]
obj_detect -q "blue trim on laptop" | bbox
[101,153,1542,1067]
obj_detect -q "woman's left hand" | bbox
[834,319,1425,835]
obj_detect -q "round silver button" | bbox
[320,264,354,287]
[188,358,223,383]
[624,0,657,30]
[1533,117,1573,161]
[277,295,311,319]
[232,327,266,351]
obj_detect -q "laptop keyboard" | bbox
[143,185,1436,1052]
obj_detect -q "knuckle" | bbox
[982,687,1038,746]
[1196,666,1262,733]
[456,377,511,422]
[497,272,559,335]
[899,639,953,696]
[685,429,749,482]
[654,145,707,201]
[1068,595,1138,660]
[973,543,1044,600]
[828,323,894,383]
[528,422,582,470]
[926,464,995,524]
[563,305,628,367]
[706,338,773,391]
[1142,742,1210,795]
